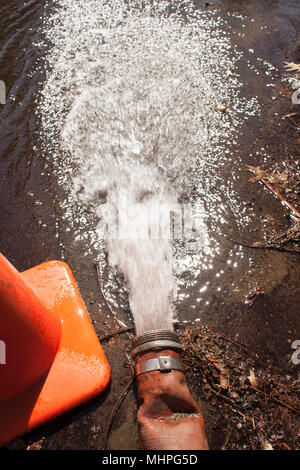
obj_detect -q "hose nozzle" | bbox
[132,329,182,359]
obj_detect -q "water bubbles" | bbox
[36,0,263,329]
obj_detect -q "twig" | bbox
[182,324,271,371]
[184,326,267,369]
[246,165,300,218]
[221,429,232,451]
[222,233,300,254]
[263,384,269,412]
[288,116,300,130]
[99,327,135,342]
[103,377,134,449]
[203,378,246,418]
[248,386,300,415]
[261,178,300,218]
[124,351,135,376]
[217,331,266,369]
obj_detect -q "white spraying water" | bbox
[36,0,265,333]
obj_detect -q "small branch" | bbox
[248,386,300,415]
[261,178,300,219]
[246,165,300,218]
[222,233,300,254]
[99,327,135,342]
[124,350,135,376]
[217,332,266,369]
[202,375,246,418]
[221,429,232,450]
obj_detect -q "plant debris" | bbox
[245,286,264,307]
[284,62,300,73]
[179,324,300,450]
[245,160,300,252]
[246,163,300,219]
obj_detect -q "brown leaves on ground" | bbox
[246,164,268,183]
[207,353,230,390]
[246,163,300,195]
[180,324,300,450]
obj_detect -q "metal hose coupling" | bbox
[132,330,183,375]
[133,329,209,450]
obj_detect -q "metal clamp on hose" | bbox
[136,355,184,376]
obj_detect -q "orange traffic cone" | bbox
[0,253,110,446]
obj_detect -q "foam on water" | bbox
[36,0,265,333]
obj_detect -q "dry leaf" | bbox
[220,369,230,390]
[284,61,300,73]
[246,164,268,181]
[248,369,258,388]
[263,441,274,450]
[26,438,44,450]
[207,353,229,389]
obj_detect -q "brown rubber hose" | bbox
[135,349,209,450]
